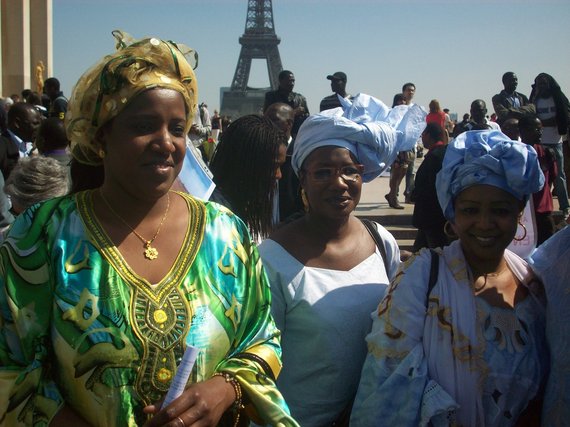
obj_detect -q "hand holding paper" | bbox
[161,346,200,409]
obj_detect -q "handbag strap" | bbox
[360,218,389,275]
[427,248,439,301]
[360,219,439,300]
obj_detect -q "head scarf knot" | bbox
[436,130,545,220]
[291,93,427,182]
[65,30,198,165]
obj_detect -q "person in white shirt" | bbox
[258,93,426,426]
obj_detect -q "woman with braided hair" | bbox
[209,114,287,242]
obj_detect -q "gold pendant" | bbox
[144,243,158,260]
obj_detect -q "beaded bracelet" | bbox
[212,372,244,427]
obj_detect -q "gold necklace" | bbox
[99,190,171,260]
[472,265,510,292]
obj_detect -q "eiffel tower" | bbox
[220,0,283,118]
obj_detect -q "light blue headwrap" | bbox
[291,93,427,183]
[436,130,545,221]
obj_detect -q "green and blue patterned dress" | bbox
[0,190,297,427]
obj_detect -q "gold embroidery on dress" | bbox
[77,190,207,404]
[132,286,191,404]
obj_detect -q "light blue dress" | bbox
[530,226,570,426]
[259,222,400,427]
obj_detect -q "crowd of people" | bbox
[0,29,569,426]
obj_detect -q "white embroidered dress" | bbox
[351,240,548,427]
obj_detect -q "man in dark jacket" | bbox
[319,71,352,112]
[492,72,535,125]
[263,70,309,138]
[0,102,42,179]
[44,77,68,120]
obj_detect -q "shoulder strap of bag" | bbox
[427,248,439,301]
[360,218,389,275]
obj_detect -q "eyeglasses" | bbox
[303,164,364,182]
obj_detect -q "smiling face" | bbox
[99,88,187,201]
[300,146,362,220]
[451,184,523,266]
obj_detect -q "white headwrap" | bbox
[291,93,427,183]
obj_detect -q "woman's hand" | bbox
[143,376,236,427]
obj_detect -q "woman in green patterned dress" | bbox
[0,31,297,427]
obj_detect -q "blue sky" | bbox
[54,0,570,119]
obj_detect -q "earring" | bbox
[444,221,456,238]
[301,188,309,213]
[513,220,527,242]
[98,149,105,159]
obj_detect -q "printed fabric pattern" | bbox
[0,190,297,427]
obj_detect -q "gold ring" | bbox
[177,416,185,427]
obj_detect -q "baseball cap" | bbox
[326,72,347,82]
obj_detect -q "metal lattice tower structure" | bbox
[230,0,283,92]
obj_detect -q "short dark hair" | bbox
[21,89,33,101]
[470,99,486,110]
[518,114,540,131]
[209,114,287,240]
[36,117,69,153]
[279,70,293,80]
[7,102,38,125]
[26,91,43,106]
[392,93,406,107]
[402,82,415,92]
[502,71,516,84]
[44,77,61,91]
[423,122,444,142]
[264,103,294,135]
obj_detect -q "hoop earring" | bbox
[301,188,309,213]
[513,220,527,242]
[444,221,456,238]
[98,149,106,159]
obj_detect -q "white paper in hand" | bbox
[161,345,200,409]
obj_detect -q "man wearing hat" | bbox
[319,71,352,112]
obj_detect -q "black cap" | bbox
[326,72,347,82]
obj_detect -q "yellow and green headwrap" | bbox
[65,30,198,165]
